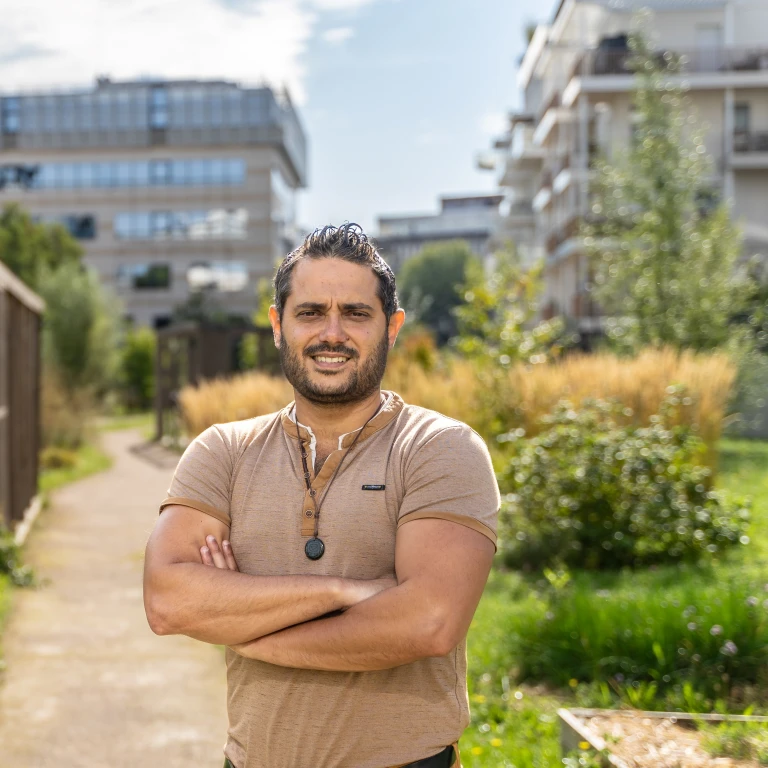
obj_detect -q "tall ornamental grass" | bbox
[177,347,735,450]
[179,373,292,437]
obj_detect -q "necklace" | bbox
[295,400,382,561]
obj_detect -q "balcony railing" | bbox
[734,130,768,153]
[573,46,768,78]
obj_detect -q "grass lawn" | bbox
[460,438,768,767]
[96,411,155,440]
[39,441,113,497]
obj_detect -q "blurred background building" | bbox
[0,78,307,328]
[482,0,768,338]
[375,192,503,272]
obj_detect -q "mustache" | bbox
[304,343,358,359]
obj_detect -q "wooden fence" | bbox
[0,261,44,531]
[155,322,278,441]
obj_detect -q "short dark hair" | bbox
[274,223,399,321]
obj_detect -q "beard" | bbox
[279,332,389,405]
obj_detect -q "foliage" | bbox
[515,570,768,702]
[397,240,478,344]
[0,203,82,290]
[0,534,34,587]
[453,247,568,368]
[38,441,112,495]
[583,27,758,354]
[172,286,250,328]
[498,391,750,570]
[700,718,768,764]
[40,368,96,449]
[39,446,78,470]
[37,261,120,398]
[117,327,156,411]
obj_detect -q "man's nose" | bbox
[318,313,348,344]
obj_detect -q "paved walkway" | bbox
[0,430,228,767]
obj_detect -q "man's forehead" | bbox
[288,257,381,303]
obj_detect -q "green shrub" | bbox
[700,719,768,763]
[118,327,155,410]
[514,571,768,701]
[0,534,34,587]
[498,391,750,570]
[39,446,78,470]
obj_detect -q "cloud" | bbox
[0,0,331,103]
[478,112,509,137]
[309,0,377,9]
[322,26,355,44]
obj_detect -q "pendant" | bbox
[305,537,325,561]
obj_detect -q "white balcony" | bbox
[730,131,768,169]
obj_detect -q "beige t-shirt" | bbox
[159,391,500,768]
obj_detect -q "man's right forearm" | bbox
[144,563,372,645]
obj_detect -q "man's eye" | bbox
[298,311,318,317]
[349,311,368,318]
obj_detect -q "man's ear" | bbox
[388,309,406,348]
[269,305,281,349]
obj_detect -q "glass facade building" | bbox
[0,78,307,327]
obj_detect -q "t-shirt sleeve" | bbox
[158,424,233,526]
[397,425,500,547]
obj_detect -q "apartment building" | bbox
[484,0,768,338]
[0,78,307,327]
[375,193,503,273]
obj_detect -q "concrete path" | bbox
[0,430,228,767]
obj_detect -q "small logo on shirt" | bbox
[361,484,386,491]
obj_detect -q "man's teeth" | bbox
[315,356,347,363]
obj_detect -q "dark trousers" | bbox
[224,744,456,768]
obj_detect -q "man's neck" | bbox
[294,390,384,442]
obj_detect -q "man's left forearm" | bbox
[230,579,457,671]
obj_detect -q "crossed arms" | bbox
[143,505,494,671]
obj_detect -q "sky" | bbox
[0,0,552,232]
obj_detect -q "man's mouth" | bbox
[309,352,353,370]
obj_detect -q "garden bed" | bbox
[559,708,768,767]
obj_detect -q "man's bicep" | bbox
[394,518,494,646]
[145,504,230,571]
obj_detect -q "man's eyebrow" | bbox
[292,301,376,312]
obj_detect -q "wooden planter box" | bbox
[559,708,768,767]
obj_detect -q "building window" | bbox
[150,159,171,185]
[2,98,20,134]
[62,214,97,239]
[117,263,171,290]
[28,157,245,189]
[114,209,248,240]
[187,261,248,292]
[150,86,168,129]
[735,103,751,133]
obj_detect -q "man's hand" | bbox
[198,534,396,609]
[200,535,239,571]
[223,519,495,671]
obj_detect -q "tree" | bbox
[398,240,478,344]
[453,245,568,367]
[118,327,156,411]
[583,25,756,354]
[0,203,82,290]
[37,261,120,396]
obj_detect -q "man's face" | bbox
[269,257,405,405]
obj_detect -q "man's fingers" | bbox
[206,535,229,569]
[200,546,215,566]
[223,540,239,571]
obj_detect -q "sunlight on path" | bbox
[0,430,227,767]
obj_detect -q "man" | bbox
[143,223,500,768]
